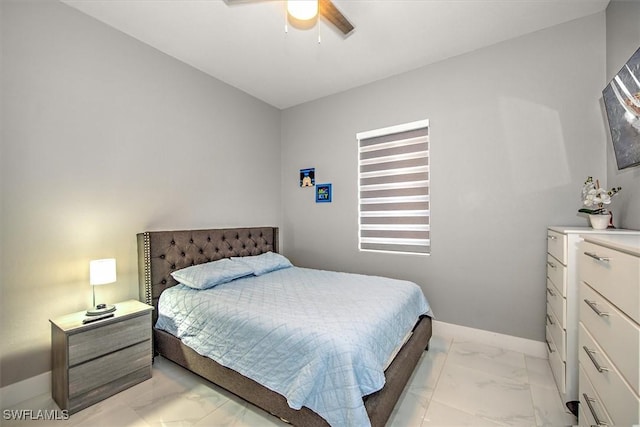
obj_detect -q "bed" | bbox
[137,226,432,427]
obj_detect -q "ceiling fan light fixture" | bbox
[287,0,318,21]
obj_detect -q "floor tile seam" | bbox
[524,376,543,427]
[70,402,151,427]
[132,405,216,427]
[429,374,537,424]
[203,395,274,425]
[523,374,562,391]
[425,340,489,421]
[128,385,228,427]
[527,382,576,427]
[446,341,530,380]
[523,370,570,427]
[522,356,560,391]
[442,357,531,387]
[417,338,454,425]
[425,397,510,427]
[435,341,540,425]
[124,385,188,414]
[127,371,193,403]
[523,357,569,415]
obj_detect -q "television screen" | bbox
[603,46,640,170]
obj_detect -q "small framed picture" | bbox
[300,168,315,187]
[316,183,332,203]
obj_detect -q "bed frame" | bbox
[137,226,432,427]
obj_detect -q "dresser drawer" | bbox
[547,326,565,394]
[579,364,613,427]
[68,313,151,366]
[546,279,566,328]
[547,230,567,265]
[580,241,640,323]
[546,304,565,360]
[580,282,640,395]
[577,405,589,427]
[69,340,151,398]
[579,324,639,426]
[546,254,567,297]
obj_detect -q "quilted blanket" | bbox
[156,266,432,427]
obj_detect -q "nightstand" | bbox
[50,299,153,414]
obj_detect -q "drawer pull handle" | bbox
[583,346,609,373]
[584,299,609,317]
[546,287,556,297]
[584,252,610,262]
[546,261,557,269]
[546,340,554,353]
[583,393,608,426]
[546,314,554,325]
[547,235,557,240]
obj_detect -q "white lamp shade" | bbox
[89,258,117,285]
[287,0,318,21]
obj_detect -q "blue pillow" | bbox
[171,258,253,290]
[232,252,293,276]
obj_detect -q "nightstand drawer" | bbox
[69,340,151,398]
[546,254,567,297]
[580,241,640,323]
[547,230,567,264]
[580,282,640,395]
[69,313,151,366]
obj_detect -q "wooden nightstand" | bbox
[50,299,153,414]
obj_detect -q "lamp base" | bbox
[86,303,116,316]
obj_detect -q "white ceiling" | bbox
[63,0,610,109]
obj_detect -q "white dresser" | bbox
[545,227,640,413]
[577,234,640,427]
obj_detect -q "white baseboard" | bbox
[0,371,50,410]
[0,321,546,409]
[432,320,547,358]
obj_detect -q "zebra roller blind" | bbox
[357,120,430,255]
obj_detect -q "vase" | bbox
[588,214,609,230]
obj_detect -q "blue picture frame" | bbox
[300,168,315,187]
[316,183,332,203]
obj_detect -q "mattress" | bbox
[156,266,432,427]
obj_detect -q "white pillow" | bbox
[171,258,253,290]
[232,252,293,276]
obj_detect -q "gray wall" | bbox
[606,0,640,230]
[281,13,608,342]
[2,0,633,389]
[0,0,281,386]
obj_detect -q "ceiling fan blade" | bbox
[319,0,354,36]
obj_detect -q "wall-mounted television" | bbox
[603,46,640,170]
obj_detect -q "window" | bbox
[357,120,430,255]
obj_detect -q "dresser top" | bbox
[583,234,640,257]
[549,226,640,236]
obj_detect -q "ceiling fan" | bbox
[225,0,354,36]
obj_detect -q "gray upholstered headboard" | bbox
[137,226,279,323]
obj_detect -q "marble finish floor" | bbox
[4,334,577,426]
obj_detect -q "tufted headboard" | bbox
[137,226,279,324]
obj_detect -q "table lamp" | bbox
[87,258,117,316]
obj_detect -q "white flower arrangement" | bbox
[579,176,621,215]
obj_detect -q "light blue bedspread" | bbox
[156,266,432,427]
